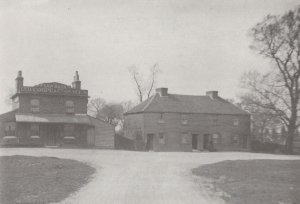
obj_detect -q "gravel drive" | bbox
[0,148,299,204]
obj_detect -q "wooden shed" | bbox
[87,116,115,149]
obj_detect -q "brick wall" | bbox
[17,94,88,114]
[125,112,251,152]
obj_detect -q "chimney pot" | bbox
[17,70,22,78]
[72,71,81,89]
[206,91,218,99]
[15,70,24,93]
[156,88,168,97]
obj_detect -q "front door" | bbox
[192,134,198,150]
[146,134,154,151]
[203,134,212,150]
[46,125,58,146]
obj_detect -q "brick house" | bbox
[0,71,114,148]
[124,88,251,152]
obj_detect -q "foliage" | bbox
[88,97,134,127]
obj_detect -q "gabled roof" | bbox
[125,93,249,115]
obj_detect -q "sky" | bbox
[0,0,299,113]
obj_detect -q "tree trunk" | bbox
[286,106,297,154]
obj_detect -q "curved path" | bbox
[1,148,299,204]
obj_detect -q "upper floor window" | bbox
[181,114,188,125]
[158,133,166,144]
[158,113,165,123]
[66,100,74,113]
[30,99,40,112]
[233,118,239,126]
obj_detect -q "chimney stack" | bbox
[206,91,218,99]
[72,71,81,89]
[15,70,24,93]
[156,88,168,97]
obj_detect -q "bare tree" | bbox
[128,63,160,102]
[238,89,283,142]
[247,7,300,153]
[88,97,106,118]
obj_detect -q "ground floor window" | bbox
[30,124,39,136]
[64,124,75,136]
[212,133,221,144]
[5,122,16,136]
[181,133,188,144]
[158,133,166,144]
[232,135,239,144]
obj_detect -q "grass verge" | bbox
[192,159,300,204]
[0,155,95,204]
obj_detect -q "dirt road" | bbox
[0,148,299,204]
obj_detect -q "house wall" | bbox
[125,112,251,152]
[18,94,88,114]
[124,114,144,140]
[123,114,144,150]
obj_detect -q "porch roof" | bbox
[15,113,91,124]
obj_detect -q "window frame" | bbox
[64,124,75,136]
[65,100,75,113]
[181,132,188,144]
[4,122,16,136]
[30,99,40,113]
[212,133,221,144]
[181,114,188,125]
[158,133,166,144]
[232,135,239,144]
[158,113,165,124]
[233,118,239,126]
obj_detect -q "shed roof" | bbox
[16,113,91,124]
[126,93,249,115]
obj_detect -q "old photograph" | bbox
[0,0,300,203]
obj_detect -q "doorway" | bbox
[203,134,212,150]
[46,125,59,146]
[192,134,199,150]
[146,134,154,151]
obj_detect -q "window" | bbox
[212,133,220,144]
[158,113,164,123]
[181,114,188,125]
[30,124,39,136]
[232,135,239,144]
[158,133,165,144]
[30,99,40,112]
[5,123,16,136]
[233,118,239,126]
[64,124,75,136]
[181,133,188,144]
[66,100,74,113]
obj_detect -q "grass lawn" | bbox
[192,160,300,204]
[0,155,95,204]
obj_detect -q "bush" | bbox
[251,140,281,153]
